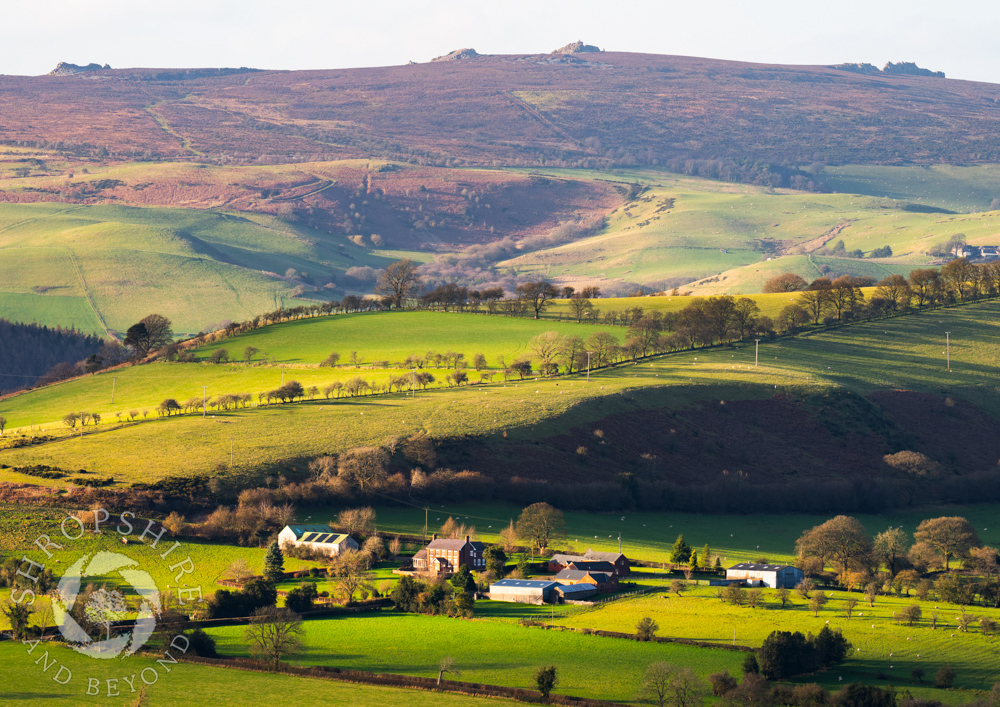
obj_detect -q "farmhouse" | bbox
[489,579,558,604]
[411,534,486,576]
[278,524,359,556]
[725,563,803,588]
[548,550,630,577]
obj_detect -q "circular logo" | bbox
[52,551,161,659]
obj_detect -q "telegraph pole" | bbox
[412,367,416,399]
[202,386,207,418]
[111,377,116,404]
[946,332,951,371]
[586,351,593,381]
[755,339,760,367]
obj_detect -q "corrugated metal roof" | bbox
[491,579,558,589]
[556,584,597,595]
[285,524,334,538]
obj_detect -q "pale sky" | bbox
[4,1,1000,84]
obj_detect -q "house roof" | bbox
[491,579,558,589]
[284,524,335,538]
[550,553,587,564]
[554,569,613,583]
[426,537,486,552]
[728,563,798,572]
[567,561,616,573]
[555,583,598,595]
[584,550,627,563]
[412,549,427,560]
[300,531,352,545]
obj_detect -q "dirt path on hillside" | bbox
[785,222,851,254]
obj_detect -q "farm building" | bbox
[489,579,559,604]
[278,524,359,556]
[548,550,630,577]
[725,563,803,589]
[553,568,617,593]
[554,583,597,602]
[411,534,487,577]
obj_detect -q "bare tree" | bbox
[245,606,304,668]
[338,448,390,491]
[337,506,376,535]
[438,656,460,685]
[914,517,980,570]
[375,259,421,308]
[516,280,559,319]
[638,662,707,707]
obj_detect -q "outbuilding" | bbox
[278,524,359,557]
[488,579,558,604]
[553,583,597,602]
[725,563,803,589]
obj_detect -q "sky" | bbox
[4,1,1000,84]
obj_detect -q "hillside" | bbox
[3,52,1000,170]
[3,300,1000,514]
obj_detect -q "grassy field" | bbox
[0,642,515,706]
[0,201,388,336]
[2,299,998,482]
[363,502,1000,569]
[551,585,999,700]
[206,611,744,703]
[503,166,997,294]
[821,164,1000,213]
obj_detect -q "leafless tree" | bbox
[245,606,304,668]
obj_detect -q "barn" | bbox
[488,579,558,604]
[278,524,359,556]
[725,563,804,589]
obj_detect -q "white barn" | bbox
[278,524,359,556]
[488,579,558,604]
[726,563,803,589]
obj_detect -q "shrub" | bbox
[935,665,955,689]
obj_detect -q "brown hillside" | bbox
[3,52,1000,168]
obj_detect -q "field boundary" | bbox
[168,652,623,706]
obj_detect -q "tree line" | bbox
[0,319,105,394]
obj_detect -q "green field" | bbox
[206,611,743,703]
[550,586,996,701]
[0,201,388,336]
[504,166,998,294]
[0,643,513,706]
[2,299,998,483]
[821,164,1000,213]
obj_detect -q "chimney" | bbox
[432,533,437,540]
[465,535,470,542]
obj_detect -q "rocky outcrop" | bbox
[830,61,944,78]
[431,48,479,62]
[830,62,880,75]
[883,61,945,78]
[48,62,110,76]
[553,41,602,54]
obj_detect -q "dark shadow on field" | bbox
[0,694,63,700]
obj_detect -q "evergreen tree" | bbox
[702,544,711,567]
[450,565,476,594]
[689,550,699,571]
[670,534,692,564]
[263,541,285,583]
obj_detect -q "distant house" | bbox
[489,579,558,604]
[725,563,803,589]
[412,534,486,576]
[548,550,630,577]
[553,568,618,593]
[278,524,359,556]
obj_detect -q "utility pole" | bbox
[586,351,593,381]
[202,386,207,418]
[618,531,621,553]
[946,332,951,371]
[230,437,234,468]
[423,507,429,542]
[412,367,416,399]
[111,377,116,404]
[755,339,760,367]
